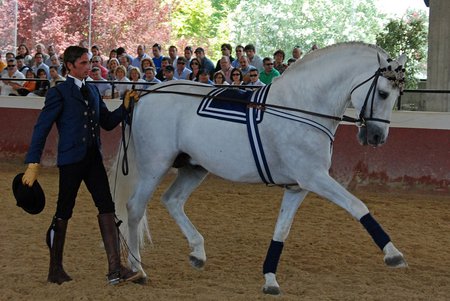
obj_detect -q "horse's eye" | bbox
[378,90,389,99]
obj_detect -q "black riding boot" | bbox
[97,213,140,285]
[47,217,72,284]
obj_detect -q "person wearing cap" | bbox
[194,47,215,75]
[162,65,176,81]
[22,45,140,286]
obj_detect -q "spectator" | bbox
[49,55,63,75]
[0,51,6,72]
[132,44,150,68]
[188,58,202,81]
[273,49,288,74]
[174,56,192,80]
[244,44,263,71]
[106,58,119,80]
[215,43,234,72]
[45,45,58,66]
[213,70,229,85]
[32,43,50,65]
[246,68,265,86]
[15,69,37,96]
[168,45,178,69]
[118,55,132,75]
[259,57,280,85]
[238,55,255,83]
[310,44,319,52]
[218,56,233,83]
[0,59,25,95]
[17,44,33,66]
[91,45,101,59]
[152,43,164,73]
[231,45,244,68]
[291,46,303,61]
[16,56,32,76]
[116,46,134,64]
[197,68,213,85]
[49,65,66,88]
[162,65,176,81]
[31,53,50,79]
[114,65,132,98]
[90,56,108,79]
[156,57,172,81]
[287,58,296,66]
[129,67,146,89]
[89,66,111,97]
[230,68,243,86]
[107,49,117,66]
[140,58,155,74]
[184,46,193,69]
[29,68,50,97]
[143,67,161,86]
[194,47,214,75]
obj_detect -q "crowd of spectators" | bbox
[0,41,316,98]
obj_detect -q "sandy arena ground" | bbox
[1,159,449,300]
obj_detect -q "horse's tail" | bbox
[109,126,152,248]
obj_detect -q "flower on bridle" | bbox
[380,59,406,94]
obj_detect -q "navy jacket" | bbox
[25,77,125,166]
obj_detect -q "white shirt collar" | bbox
[68,74,85,88]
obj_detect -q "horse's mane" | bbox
[281,42,389,77]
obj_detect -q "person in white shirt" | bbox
[0,59,25,95]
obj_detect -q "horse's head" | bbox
[351,53,406,147]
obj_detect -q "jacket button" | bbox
[84,124,87,128]
[82,138,86,142]
[84,111,88,116]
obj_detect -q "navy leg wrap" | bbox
[360,213,391,250]
[263,240,284,274]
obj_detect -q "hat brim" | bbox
[12,173,45,215]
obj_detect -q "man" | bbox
[49,65,66,88]
[184,46,193,69]
[244,44,263,71]
[45,45,57,66]
[22,45,139,285]
[89,56,108,79]
[151,43,164,73]
[162,65,176,81]
[174,56,192,80]
[156,57,171,81]
[33,43,50,64]
[291,46,303,61]
[238,55,255,83]
[88,66,111,97]
[0,59,25,95]
[32,53,50,79]
[118,55,132,74]
[194,47,214,75]
[143,67,161,88]
[218,56,233,83]
[214,43,235,72]
[15,56,32,76]
[231,45,244,68]
[0,51,6,72]
[259,57,280,85]
[168,45,178,69]
[131,44,150,68]
[246,68,265,86]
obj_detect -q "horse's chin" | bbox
[357,125,387,147]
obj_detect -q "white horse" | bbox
[111,42,407,294]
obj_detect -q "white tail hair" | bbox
[109,128,152,247]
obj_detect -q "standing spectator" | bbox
[174,57,192,80]
[194,47,214,75]
[132,44,150,68]
[152,43,164,73]
[156,57,171,81]
[218,56,233,83]
[231,45,244,68]
[273,49,288,74]
[0,59,25,95]
[45,45,58,66]
[246,68,265,86]
[22,45,139,285]
[90,56,108,79]
[291,46,303,61]
[162,65,176,81]
[32,53,50,79]
[244,44,263,71]
[230,68,243,86]
[184,46,193,69]
[49,55,63,75]
[215,43,235,72]
[49,66,66,88]
[119,55,132,75]
[116,47,133,64]
[168,45,179,69]
[89,67,111,97]
[259,57,280,85]
[188,58,202,81]
[17,44,33,66]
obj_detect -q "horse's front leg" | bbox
[161,166,209,269]
[263,188,308,295]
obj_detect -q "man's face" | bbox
[169,47,177,58]
[199,73,209,83]
[235,47,244,57]
[35,54,43,65]
[152,47,161,57]
[91,71,102,80]
[239,57,248,68]
[184,49,192,60]
[67,53,90,80]
[220,58,230,71]
[119,56,128,66]
[50,68,59,79]
[177,60,186,72]
[16,59,24,68]
[264,60,274,72]
[245,49,255,59]
[51,56,59,66]
[292,48,302,59]
[145,69,155,80]
[137,45,145,56]
[161,60,169,68]
[249,71,259,83]
[221,46,230,57]
[7,61,17,74]
[36,45,43,53]
[195,51,204,59]
[163,69,173,80]
[48,46,55,55]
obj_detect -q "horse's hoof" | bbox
[189,255,205,270]
[132,276,148,285]
[385,255,408,268]
[262,285,281,295]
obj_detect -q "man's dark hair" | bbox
[221,43,232,51]
[152,43,161,50]
[244,44,256,52]
[63,46,88,72]
[116,47,126,56]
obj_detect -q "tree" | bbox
[376,10,428,89]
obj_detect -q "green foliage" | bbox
[376,10,428,89]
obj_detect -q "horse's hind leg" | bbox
[161,165,208,269]
[263,188,308,295]
[305,173,407,268]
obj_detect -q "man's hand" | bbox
[123,90,140,111]
[22,163,40,187]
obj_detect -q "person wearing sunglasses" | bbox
[0,59,25,96]
[89,56,108,79]
[246,67,265,87]
[230,67,243,86]
[259,57,280,85]
[174,56,192,80]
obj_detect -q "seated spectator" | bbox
[152,43,164,72]
[14,69,37,96]
[143,67,161,88]
[90,56,108,79]
[156,57,172,81]
[213,70,229,85]
[174,56,192,80]
[188,58,202,81]
[89,67,111,97]
[163,65,176,81]
[0,59,25,96]
[16,44,33,66]
[214,43,234,72]
[113,65,131,98]
[273,49,288,74]
[244,44,263,71]
[119,55,132,75]
[106,58,119,80]
[246,68,265,86]
[29,68,50,97]
[140,58,155,73]
[230,68,243,86]
[259,57,280,85]
[197,69,213,85]
[15,56,32,76]
[0,51,6,72]
[218,56,233,83]
[129,67,146,90]
[132,44,150,68]
[49,66,66,88]
[238,55,255,83]
[48,55,63,75]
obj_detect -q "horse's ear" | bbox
[377,53,389,69]
[397,53,407,66]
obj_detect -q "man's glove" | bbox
[123,90,140,111]
[22,163,40,187]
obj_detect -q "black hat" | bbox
[12,173,45,215]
